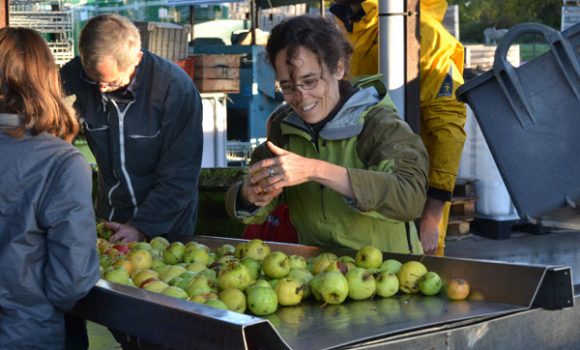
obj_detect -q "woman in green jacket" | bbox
[225,15,429,254]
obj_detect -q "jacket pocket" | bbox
[126,130,161,176]
[128,130,161,139]
[82,121,111,175]
[84,121,109,132]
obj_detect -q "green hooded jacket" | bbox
[226,78,428,254]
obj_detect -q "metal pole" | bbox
[379,0,406,118]
[250,0,257,45]
[405,0,420,132]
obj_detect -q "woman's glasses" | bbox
[277,74,323,95]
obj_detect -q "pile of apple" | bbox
[97,230,470,317]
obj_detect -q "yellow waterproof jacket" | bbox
[332,0,466,200]
[330,0,379,77]
[419,1,466,200]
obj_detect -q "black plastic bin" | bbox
[457,22,580,222]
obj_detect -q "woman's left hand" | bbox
[248,141,313,193]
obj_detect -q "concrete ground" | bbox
[88,322,119,349]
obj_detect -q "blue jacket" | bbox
[61,51,203,238]
[0,113,100,349]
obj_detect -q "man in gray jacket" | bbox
[61,14,203,243]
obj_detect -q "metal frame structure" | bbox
[8,2,74,66]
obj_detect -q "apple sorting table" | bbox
[71,236,573,350]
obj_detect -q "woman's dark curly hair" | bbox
[266,15,353,80]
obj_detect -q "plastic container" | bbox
[134,21,190,61]
[457,22,580,221]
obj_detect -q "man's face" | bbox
[85,52,142,93]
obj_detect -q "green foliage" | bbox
[448,0,562,43]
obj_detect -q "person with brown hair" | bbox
[226,15,428,254]
[0,27,100,349]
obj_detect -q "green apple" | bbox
[183,245,210,265]
[262,251,290,279]
[418,271,443,296]
[240,257,262,281]
[355,245,383,269]
[142,279,170,294]
[288,268,313,299]
[375,270,399,297]
[216,244,236,258]
[219,288,247,313]
[133,269,159,288]
[274,277,304,306]
[218,261,254,291]
[189,292,218,304]
[186,275,218,297]
[324,260,350,275]
[308,274,323,302]
[186,262,207,273]
[397,261,428,294]
[346,267,376,300]
[310,253,337,276]
[216,255,237,265]
[244,239,271,260]
[103,266,131,286]
[234,242,247,259]
[205,298,228,310]
[196,268,218,283]
[159,265,187,284]
[149,236,170,251]
[127,249,153,271]
[252,279,272,289]
[380,259,403,274]
[131,242,152,252]
[267,278,280,290]
[163,242,186,265]
[161,286,188,300]
[288,255,307,270]
[317,271,349,305]
[96,222,113,240]
[246,286,278,316]
[151,258,165,269]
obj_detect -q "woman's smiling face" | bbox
[275,46,344,124]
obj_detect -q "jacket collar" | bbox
[283,85,381,140]
[0,113,21,129]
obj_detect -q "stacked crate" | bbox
[177,54,241,93]
[447,178,477,236]
[134,21,190,62]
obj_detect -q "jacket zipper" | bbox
[108,99,138,219]
[405,222,413,254]
[319,137,328,220]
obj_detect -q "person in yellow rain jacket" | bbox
[330,0,467,255]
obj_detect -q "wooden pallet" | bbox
[453,178,477,198]
[447,218,474,235]
[447,178,477,236]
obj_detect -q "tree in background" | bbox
[448,0,561,43]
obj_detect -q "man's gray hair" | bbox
[79,14,141,72]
